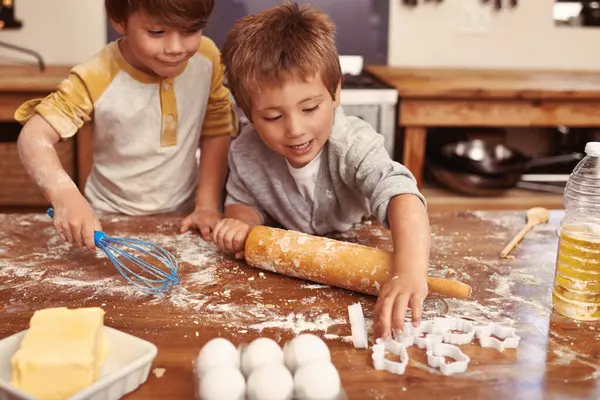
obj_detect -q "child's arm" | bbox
[374,194,430,339]
[180,37,237,239]
[211,204,263,259]
[181,134,231,239]
[18,115,101,251]
[210,137,268,258]
[15,69,100,252]
[336,123,429,340]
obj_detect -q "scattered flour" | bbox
[249,313,346,335]
[301,284,330,290]
[3,210,591,383]
[0,215,354,338]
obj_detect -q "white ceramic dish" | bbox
[0,326,157,400]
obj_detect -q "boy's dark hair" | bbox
[105,0,214,32]
[221,2,342,117]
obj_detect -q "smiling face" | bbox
[112,12,203,78]
[250,75,341,169]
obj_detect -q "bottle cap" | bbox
[585,142,600,157]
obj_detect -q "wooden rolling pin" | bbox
[244,226,472,299]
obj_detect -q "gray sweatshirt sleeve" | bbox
[335,121,426,228]
[224,144,268,224]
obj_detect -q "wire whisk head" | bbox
[96,234,181,294]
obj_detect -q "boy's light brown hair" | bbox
[221,2,342,117]
[105,0,214,32]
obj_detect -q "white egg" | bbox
[241,337,284,376]
[195,338,240,377]
[294,360,341,400]
[247,362,294,400]
[283,333,331,373]
[198,365,245,400]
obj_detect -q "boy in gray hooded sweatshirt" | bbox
[214,2,431,341]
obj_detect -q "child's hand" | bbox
[53,193,101,252]
[210,218,251,259]
[373,271,428,340]
[180,208,223,240]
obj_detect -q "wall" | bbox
[0,0,105,66]
[2,0,598,71]
[388,0,600,70]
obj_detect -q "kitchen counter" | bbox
[0,210,598,399]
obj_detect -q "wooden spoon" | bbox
[500,207,550,258]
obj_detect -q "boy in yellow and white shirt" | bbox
[16,0,236,252]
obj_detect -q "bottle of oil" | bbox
[553,142,600,321]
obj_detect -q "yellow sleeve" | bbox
[14,45,118,139]
[198,36,238,137]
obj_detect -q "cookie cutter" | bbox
[395,320,445,349]
[475,323,521,352]
[396,317,475,348]
[348,302,369,349]
[426,342,470,376]
[371,338,409,375]
[438,317,476,345]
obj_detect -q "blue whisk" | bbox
[47,208,180,294]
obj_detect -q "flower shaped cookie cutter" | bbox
[396,320,444,349]
[351,295,520,379]
[426,342,471,376]
[475,323,521,352]
[396,317,476,348]
[438,317,476,345]
[371,338,409,375]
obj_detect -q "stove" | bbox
[338,56,399,157]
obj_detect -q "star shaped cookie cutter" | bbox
[475,323,521,352]
[426,342,471,376]
[371,338,409,375]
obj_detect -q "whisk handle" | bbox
[46,208,106,247]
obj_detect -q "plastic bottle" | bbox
[552,142,600,320]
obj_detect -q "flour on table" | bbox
[249,313,346,335]
[0,214,353,338]
[301,284,330,290]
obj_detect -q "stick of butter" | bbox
[10,307,107,400]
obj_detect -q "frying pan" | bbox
[428,164,513,197]
[433,139,583,177]
[428,165,565,197]
[428,139,583,195]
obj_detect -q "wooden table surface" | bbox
[0,210,598,399]
[365,66,600,100]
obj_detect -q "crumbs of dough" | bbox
[152,368,166,378]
